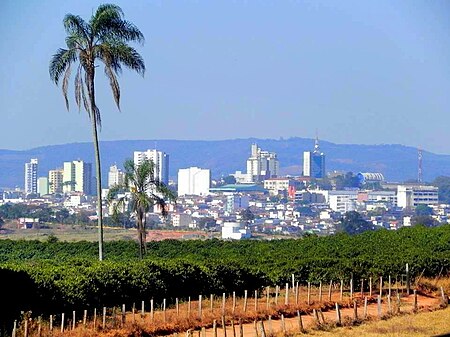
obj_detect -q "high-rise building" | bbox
[48,169,64,194]
[246,144,279,182]
[108,164,125,187]
[134,149,169,184]
[303,137,325,178]
[24,158,38,194]
[178,167,211,196]
[63,160,92,195]
[38,177,49,196]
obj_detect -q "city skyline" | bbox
[2,1,450,153]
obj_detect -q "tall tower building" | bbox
[25,158,38,194]
[63,160,93,195]
[246,144,279,182]
[303,136,326,178]
[108,164,125,187]
[48,169,64,194]
[38,177,49,196]
[134,149,169,184]
[178,167,211,196]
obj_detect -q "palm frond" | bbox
[62,64,72,110]
[49,48,77,84]
[104,65,121,110]
[91,4,144,44]
[63,14,90,41]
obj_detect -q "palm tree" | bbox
[108,159,175,258]
[49,4,145,260]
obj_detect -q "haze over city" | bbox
[2,0,450,153]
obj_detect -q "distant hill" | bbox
[1,138,450,189]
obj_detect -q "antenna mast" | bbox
[418,148,423,183]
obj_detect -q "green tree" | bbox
[415,204,433,216]
[49,4,145,260]
[108,159,176,258]
[432,176,450,204]
[411,215,439,227]
[336,211,377,235]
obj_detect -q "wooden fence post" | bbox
[360,279,364,298]
[413,290,418,312]
[24,319,28,337]
[233,291,236,314]
[213,320,218,337]
[268,316,272,335]
[199,295,203,318]
[222,293,226,316]
[292,273,295,289]
[297,310,304,333]
[396,293,401,314]
[222,316,227,337]
[350,278,353,300]
[441,287,448,307]
[363,296,368,319]
[122,304,126,326]
[328,280,333,302]
[176,298,179,316]
[61,313,65,333]
[281,314,286,334]
[388,275,392,298]
[353,300,358,321]
[387,295,392,314]
[83,310,87,327]
[201,327,206,337]
[307,282,311,305]
[340,280,343,301]
[369,277,372,297]
[188,297,191,316]
[266,286,270,309]
[102,307,106,329]
[244,290,248,312]
[255,290,258,311]
[231,319,236,337]
[239,318,243,337]
[379,276,383,298]
[50,315,53,332]
[72,311,76,330]
[210,294,214,311]
[11,320,17,337]
[319,282,323,303]
[38,316,42,337]
[335,303,341,326]
[163,298,167,322]
[285,283,289,305]
[142,300,145,318]
[151,299,154,320]
[406,263,410,295]
[296,282,300,305]
[275,286,279,305]
[259,320,266,337]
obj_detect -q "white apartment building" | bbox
[24,158,38,194]
[134,149,169,184]
[37,177,49,196]
[178,167,210,196]
[221,222,251,240]
[172,213,192,227]
[246,144,279,182]
[397,185,439,208]
[263,178,294,195]
[48,169,63,194]
[108,164,125,187]
[63,160,92,195]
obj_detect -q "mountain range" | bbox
[1,138,450,189]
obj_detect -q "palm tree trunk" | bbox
[137,210,144,259]
[87,68,104,261]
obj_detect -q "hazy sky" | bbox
[1,0,450,153]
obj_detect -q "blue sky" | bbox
[1,0,450,153]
